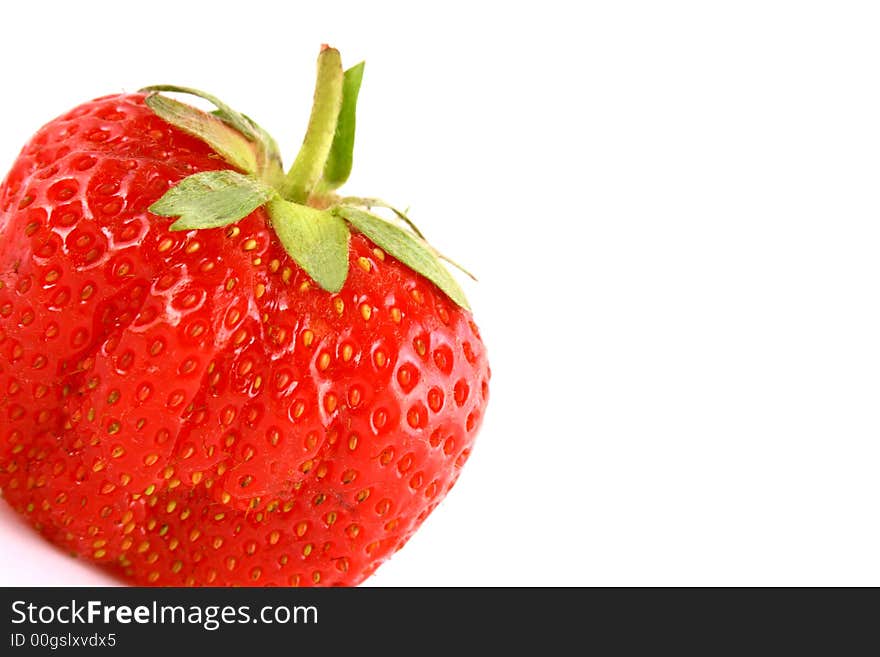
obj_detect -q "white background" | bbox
[1,1,879,586]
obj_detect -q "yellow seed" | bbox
[166,500,177,513]
[226,226,241,238]
[360,304,372,321]
[333,298,344,314]
[111,445,125,459]
[358,257,371,272]
[268,258,280,273]
[255,283,265,299]
[157,237,173,252]
[185,241,201,254]
[281,267,292,283]
[341,344,354,362]
[317,353,330,370]
[301,330,314,347]
[242,238,257,251]
[372,248,386,261]
[390,307,401,323]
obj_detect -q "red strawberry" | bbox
[0,47,489,586]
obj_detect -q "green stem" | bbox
[282,47,344,203]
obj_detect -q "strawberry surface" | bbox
[0,82,488,585]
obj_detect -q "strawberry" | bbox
[0,47,489,586]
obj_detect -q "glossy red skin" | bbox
[0,94,489,586]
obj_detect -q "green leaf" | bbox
[149,171,275,230]
[322,62,365,190]
[338,195,426,239]
[338,198,476,280]
[141,85,259,141]
[207,108,284,185]
[143,86,284,184]
[334,206,470,309]
[144,94,259,175]
[267,199,350,293]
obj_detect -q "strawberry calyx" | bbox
[143,47,470,308]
